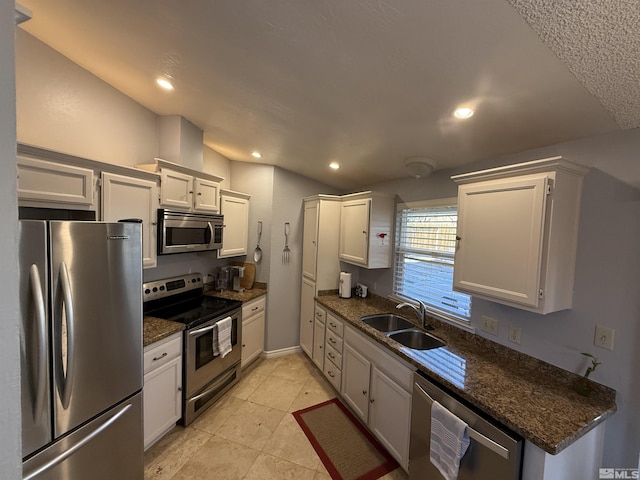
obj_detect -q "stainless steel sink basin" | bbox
[361,314,415,332]
[388,330,445,350]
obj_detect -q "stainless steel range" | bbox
[143,273,242,425]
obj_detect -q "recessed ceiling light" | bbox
[156,77,174,91]
[329,162,340,170]
[453,107,474,119]
[251,151,262,158]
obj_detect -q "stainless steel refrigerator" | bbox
[19,220,144,480]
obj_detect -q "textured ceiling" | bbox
[16,0,630,189]
[508,0,640,129]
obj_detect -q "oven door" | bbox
[184,309,241,396]
[159,210,223,254]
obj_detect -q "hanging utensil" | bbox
[253,221,263,263]
[282,222,290,264]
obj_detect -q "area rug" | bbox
[292,398,399,480]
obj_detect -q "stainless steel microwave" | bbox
[158,209,223,254]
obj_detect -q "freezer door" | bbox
[22,392,143,480]
[19,221,52,458]
[49,221,143,437]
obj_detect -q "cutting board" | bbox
[230,261,256,290]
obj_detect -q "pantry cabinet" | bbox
[452,157,589,314]
[143,332,182,450]
[137,158,223,213]
[101,172,158,269]
[339,191,395,269]
[341,325,414,470]
[299,196,341,360]
[17,155,95,209]
[218,190,250,258]
[241,296,265,368]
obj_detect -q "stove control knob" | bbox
[144,289,150,295]
[160,286,165,291]
[152,287,158,292]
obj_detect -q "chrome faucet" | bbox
[396,299,434,330]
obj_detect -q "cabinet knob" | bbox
[362,389,367,396]
[197,192,202,195]
[188,190,194,194]
[242,343,246,347]
[362,230,367,234]
[178,387,182,392]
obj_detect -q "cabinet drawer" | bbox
[326,314,344,338]
[323,361,342,391]
[325,331,343,353]
[243,296,266,319]
[325,344,342,369]
[314,305,327,324]
[144,333,182,374]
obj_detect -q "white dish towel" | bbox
[430,400,470,480]
[213,316,232,358]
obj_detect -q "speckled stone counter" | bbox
[204,282,267,303]
[143,316,185,347]
[315,292,616,455]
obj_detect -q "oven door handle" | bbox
[189,323,217,336]
[188,368,237,404]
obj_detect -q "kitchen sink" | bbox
[388,330,445,350]
[361,314,415,332]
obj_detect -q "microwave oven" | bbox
[158,209,223,255]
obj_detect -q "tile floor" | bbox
[143,352,408,480]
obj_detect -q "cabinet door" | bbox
[339,198,370,265]
[18,156,95,207]
[302,201,319,280]
[341,343,371,423]
[454,174,549,308]
[313,319,325,370]
[101,172,158,269]
[218,194,249,258]
[369,366,412,469]
[242,312,265,368]
[143,356,182,450]
[193,177,220,212]
[160,169,193,209]
[299,278,316,358]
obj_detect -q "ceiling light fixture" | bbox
[453,107,474,119]
[405,157,437,179]
[329,162,340,170]
[156,77,174,91]
[251,151,262,158]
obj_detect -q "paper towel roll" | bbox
[339,272,352,298]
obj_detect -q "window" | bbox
[393,199,471,322]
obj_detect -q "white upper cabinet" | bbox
[302,200,319,280]
[339,192,395,269]
[138,158,223,213]
[452,157,589,314]
[17,155,95,209]
[218,189,250,258]
[302,195,341,288]
[101,172,159,269]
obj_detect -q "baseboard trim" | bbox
[262,346,302,359]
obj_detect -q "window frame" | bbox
[392,197,473,330]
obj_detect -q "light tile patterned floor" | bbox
[144,352,408,480]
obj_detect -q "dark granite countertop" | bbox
[315,292,617,455]
[143,316,185,348]
[204,282,267,303]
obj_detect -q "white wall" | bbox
[1,3,23,478]
[203,146,231,190]
[16,30,158,166]
[360,129,640,469]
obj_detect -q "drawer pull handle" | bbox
[328,352,335,359]
[328,371,335,378]
[330,322,336,328]
[329,338,336,344]
[252,306,259,312]
[362,389,367,396]
[370,398,375,404]
[153,352,168,362]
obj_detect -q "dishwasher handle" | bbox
[415,382,510,460]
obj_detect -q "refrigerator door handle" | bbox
[29,264,47,424]
[59,262,76,409]
[23,402,133,480]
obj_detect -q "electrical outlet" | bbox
[594,325,615,351]
[508,325,522,344]
[481,315,498,336]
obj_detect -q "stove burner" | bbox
[148,295,241,329]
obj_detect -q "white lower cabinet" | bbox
[341,325,414,471]
[299,277,316,357]
[143,332,182,451]
[241,296,266,368]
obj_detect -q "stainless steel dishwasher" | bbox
[409,371,523,479]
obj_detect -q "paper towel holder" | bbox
[339,272,352,298]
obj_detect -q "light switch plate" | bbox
[594,325,615,351]
[481,315,498,336]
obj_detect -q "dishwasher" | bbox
[409,371,523,479]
